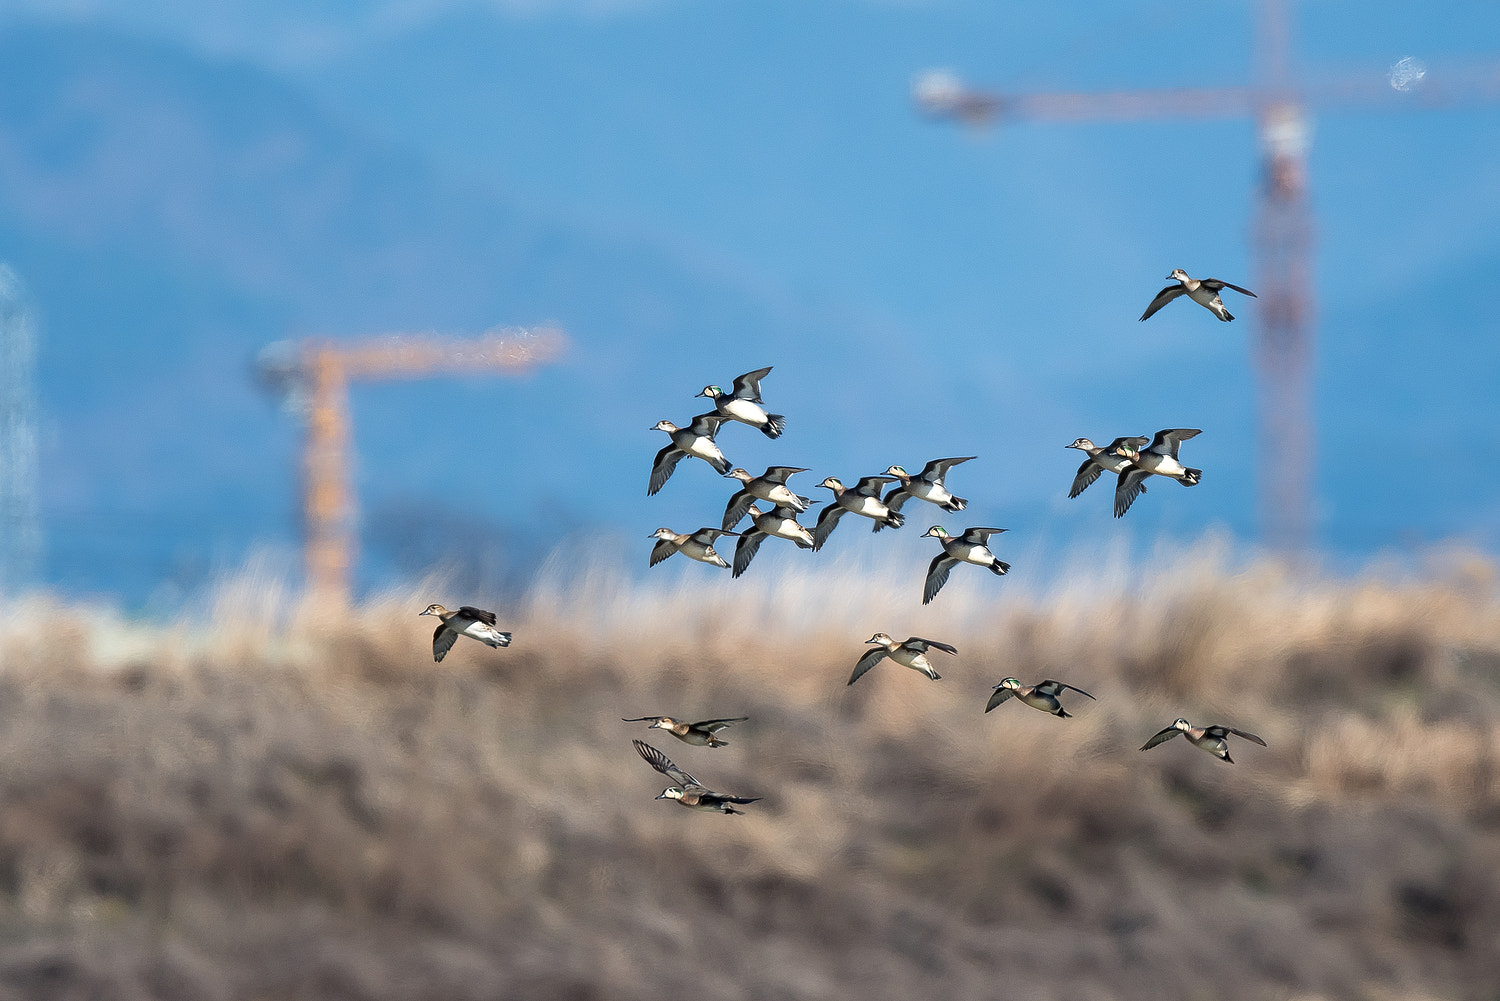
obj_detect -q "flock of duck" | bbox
[423,270,1268,814]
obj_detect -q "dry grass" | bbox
[0,543,1497,1000]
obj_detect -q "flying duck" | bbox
[1140,718,1267,764]
[848,633,956,685]
[811,476,903,550]
[649,527,740,569]
[1065,437,1148,499]
[732,503,816,578]
[985,677,1096,717]
[649,412,732,495]
[633,739,761,814]
[696,366,786,438]
[877,456,976,530]
[920,526,1010,605]
[419,603,512,662]
[1140,269,1257,323]
[622,715,749,747]
[721,466,812,530]
[1114,428,1202,518]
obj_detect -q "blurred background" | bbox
[0,1,1498,999]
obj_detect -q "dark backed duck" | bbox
[848,633,956,685]
[1114,428,1202,518]
[633,739,761,814]
[877,456,976,531]
[649,412,732,495]
[1140,718,1267,764]
[1066,437,1148,499]
[419,603,512,662]
[649,527,740,569]
[811,475,903,550]
[985,677,1096,717]
[920,526,1010,605]
[732,503,816,578]
[721,466,812,530]
[1140,269,1257,323]
[696,366,786,438]
[622,715,749,747]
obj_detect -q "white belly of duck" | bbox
[763,517,811,543]
[682,436,725,462]
[907,481,953,506]
[459,620,510,647]
[888,648,933,673]
[950,543,993,565]
[753,483,802,507]
[1097,453,1134,473]
[843,495,889,519]
[1139,454,1187,479]
[679,541,725,565]
[719,398,769,425]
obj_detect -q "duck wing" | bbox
[1069,457,1104,499]
[692,717,749,730]
[721,488,757,531]
[905,637,958,656]
[432,623,460,663]
[847,647,889,686]
[649,444,685,496]
[1107,436,1151,452]
[649,538,677,567]
[923,555,959,605]
[634,739,700,788]
[761,465,806,483]
[687,412,730,438]
[811,504,847,551]
[690,527,738,547]
[621,716,668,724]
[1205,725,1267,746]
[730,366,773,402]
[1139,726,1184,751]
[881,486,912,514]
[732,530,767,578]
[1201,279,1256,297]
[1149,428,1201,458]
[457,606,498,626]
[918,456,976,483]
[1139,284,1185,321]
[984,687,1016,713]
[1034,679,1096,700]
[1114,468,1150,518]
[852,475,898,497]
[958,527,1006,545]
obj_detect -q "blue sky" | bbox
[1,1,1498,605]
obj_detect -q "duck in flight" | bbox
[878,456,976,531]
[696,366,786,438]
[920,526,1010,605]
[848,633,956,685]
[1065,436,1148,499]
[1140,269,1257,323]
[721,466,812,530]
[732,503,816,578]
[1114,428,1202,518]
[1140,718,1266,763]
[649,413,732,495]
[419,603,512,662]
[622,715,749,747]
[985,677,1095,717]
[811,475,904,550]
[633,739,761,814]
[649,527,739,569]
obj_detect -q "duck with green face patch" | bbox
[732,503,817,577]
[696,366,786,438]
[848,633,956,685]
[1065,437,1148,499]
[648,527,739,569]
[1140,718,1266,764]
[634,740,761,814]
[920,526,1010,604]
[1114,428,1202,518]
[721,466,812,530]
[1140,269,1257,323]
[811,475,904,550]
[649,412,732,495]
[985,677,1095,717]
[877,456,976,531]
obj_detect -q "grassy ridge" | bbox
[0,549,1496,999]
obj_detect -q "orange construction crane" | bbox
[259,326,566,605]
[915,2,1500,552]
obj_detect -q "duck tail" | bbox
[1221,752,1235,764]
[883,511,905,530]
[943,495,968,512]
[493,631,513,648]
[707,735,728,747]
[927,670,941,681]
[1219,308,1235,322]
[761,414,786,439]
[989,560,1011,576]
[709,455,732,475]
[1180,468,1202,486]
[1055,707,1071,718]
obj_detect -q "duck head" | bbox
[921,526,950,539]
[1066,438,1094,451]
[649,717,677,730]
[651,419,679,433]
[695,385,725,400]
[1172,718,1191,731]
[648,528,679,541]
[419,603,447,617]
[865,632,894,646]
[884,465,909,478]
[993,677,1021,691]
[1168,268,1190,282]
[723,468,754,483]
[817,476,844,492]
[656,787,686,801]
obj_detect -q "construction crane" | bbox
[914,2,1500,552]
[259,326,566,606]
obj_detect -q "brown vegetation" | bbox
[0,547,1497,1000]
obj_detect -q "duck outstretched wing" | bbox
[721,489,757,530]
[1114,469,1150,518]
[852,475,898,497]
[1202,279,1256,297]
[923,555,959,605]
[649,445,685,496]
[811,504,847,551]
[732,530,767,578]
[432,624,459,663]
[958,527,1006,545]
[649,539,677,567]
[984,687,1015,713]
[731,366,773,402]
[761,465,806,483]
[634,739,699,788]
[847,647,889,686]
[692,717,749,730]
[458,606,498,626]
[1140,726,1184,751]
[1149,428,1201,458]
[905,637,957,656]
[1139,284,1185,321]
[1035,679,1096,700]
[1069,457,1104,499]
[919,456,976,483]
[1205,725,1266,746]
